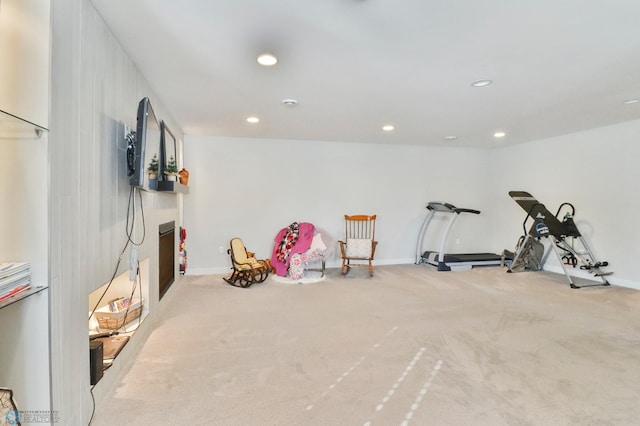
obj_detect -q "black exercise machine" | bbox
[507,191,612,288]
[416,202,506,271]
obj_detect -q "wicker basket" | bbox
[95,299,143,330]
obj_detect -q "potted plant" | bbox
[147,153,159,180]
[164,155,179,181]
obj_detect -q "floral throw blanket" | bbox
[289,250,325,280]
[275,222,300,263]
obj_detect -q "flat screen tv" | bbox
[129,97,161,189]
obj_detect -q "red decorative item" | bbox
[179,227,187,275]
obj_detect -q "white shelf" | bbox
[0,109,50,413]
[0,285,47,310]
[148,180,189,193]
[0,109,48,139]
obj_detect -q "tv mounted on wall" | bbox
[128,97,161,189]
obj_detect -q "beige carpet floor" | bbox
[92,265,640,426]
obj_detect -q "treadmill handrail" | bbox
[453,207,480,215]
[438,211,460,264]
[427,202,456,212]
[426,202,480,215]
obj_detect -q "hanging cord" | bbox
[88,385,96,425]
[118,260,144,332]
[88,185,145,322]
[88,185,147,424]
[88,237,129,322]
[126,184,146,246]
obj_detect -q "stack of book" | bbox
[108,297,132,312]
[0,262,31,303]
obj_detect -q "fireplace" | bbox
[158,221,175,299]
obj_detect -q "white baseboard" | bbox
[186,260,640,289]
[187,258,416,277]
[186,267,230,276]
[186,258,640,290]
[374,258,416,266]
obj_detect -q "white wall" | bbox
[185,121,639,290]
[184,136,490,274]
[0,134,50,417]
[0,0,51,416]
[0,0,50,127]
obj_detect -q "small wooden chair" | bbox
[338,214,378,276]
[223,238,270,288]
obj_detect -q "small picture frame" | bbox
[160,121,177,180]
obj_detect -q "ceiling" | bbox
[91,0,640,148]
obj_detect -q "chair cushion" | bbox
[237,257,259,270]
[230,238,262,270]
[346,238,372,258]
[230,238,247,260]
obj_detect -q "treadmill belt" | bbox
[442,253,502,263]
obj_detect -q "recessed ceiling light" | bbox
[493,131,506,138]
[471,79,492,87]
[246,116,260,124]
[382,125,394,132]
[623,99,639,104]
[257,53,278,66]
[282,99,298,106]
[444,135,457,141]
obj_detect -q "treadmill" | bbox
[416,202,506,271]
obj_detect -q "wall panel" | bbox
[50,1,183,423]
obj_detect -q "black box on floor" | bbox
[89,340,104,385]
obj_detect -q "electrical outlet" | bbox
[219,246,225,254]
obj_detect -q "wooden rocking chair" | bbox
[223,238,270,288]
[338,214,378,276]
